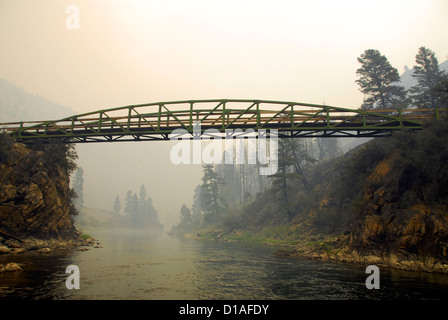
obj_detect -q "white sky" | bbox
[1,0,447,111]
[1,0,447,227]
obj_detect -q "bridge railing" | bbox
[0,99,446,143]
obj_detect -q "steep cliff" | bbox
[345,121,448,270]
[0,137,79,240]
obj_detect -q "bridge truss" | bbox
[0,99,445,143]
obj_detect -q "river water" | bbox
[1,228,448,300]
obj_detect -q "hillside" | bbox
[0,78,74,122]
[194,119,448,273]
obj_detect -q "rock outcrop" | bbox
[0,141,78,240]
[346,146,448,271]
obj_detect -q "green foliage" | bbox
[179,204,192,226]
[404,120,448,202]
[200,164,226,223]
[271,138,312,205]
[29,140,78,176]
[410,47,445,109]
[356,49,408,109]
[431,73,448,108]
[81,233,91,240]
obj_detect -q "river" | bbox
[1,228,448,300]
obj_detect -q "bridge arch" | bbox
[0,99,444,143]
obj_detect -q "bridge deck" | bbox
[0,99,445,143]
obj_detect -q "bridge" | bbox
[0,99,445,143]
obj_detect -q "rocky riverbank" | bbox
[187,228,448,274]
[274,235,448,275]
[0,138,100,273]
[0,233,101,273]
[0,233,100,255]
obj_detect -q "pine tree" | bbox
[124,190,133,218]
[179,204,192,226]
[431,74,448,108]
[113,196,121,216]
[131,193,139,218]
[271,138,311,202]
[139,184,147,203]
[139,197,157,227]
[356,49,407,110]
[200,164,225,223]
[410,46,445,109]
[191,185,203,226]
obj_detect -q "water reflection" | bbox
[1,228,448,300]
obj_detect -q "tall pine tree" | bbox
[431,74,448,108]
[271,138,311,203]
[200,164,225,223]
[356,49,407,110]
[179,204,192,226]
[124,190,133,218]
[113,196,121,215]
[410,46,445,109]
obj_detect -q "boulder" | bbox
[0,262,23,272]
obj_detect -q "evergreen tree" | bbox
[356,49,407,110]
[271,138,311,202]
[113,196,121,215]
[191,185,203,226]
[179,204,192,226]
[200,164,225,223]
[131,193,139,219]
[139,184,147,203]
[121,187,162,230]
[139,196,158,227]
[431,73,448,108]
[124,190,133,218]
[410,46,445,109]
[272,139,295,202]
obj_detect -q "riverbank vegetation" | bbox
[171,46,448,273]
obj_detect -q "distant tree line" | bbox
[112,184,162,230]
